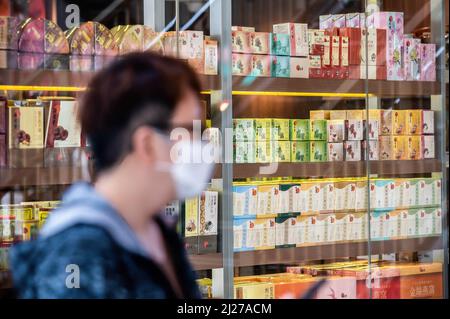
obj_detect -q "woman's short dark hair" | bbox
[79,52,202,172]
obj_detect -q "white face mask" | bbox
[156,139,216,199]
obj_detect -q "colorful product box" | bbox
[204,38,218,75]
[355,180,368,211]
[249,32,271,55]
[367,140,379,160]
[44,100,81,148]
[275,215,297,248]
[384,210,401,239]
[366,12,405,81]
[368,119,380,140]
[289,57,309,78]
[328,142,344,161]
[273,23,308,57]
[310,119,327,141]
[345,13,366,28]
[344,141,362,161]
[8,106,44,149]
[399,209,418,238]
[272,141,291,162]
[310,110,330,120]
[421,135,435,159]
[422,110,434,134]
[379,135,393,160]
[370,179,396,209]
[327,120,346,142]
[405,110,422,135]
[339,27,362,66]
[332,14,347,28]
[198,191,218,235]
[308,54,323,78]
[393,135,407,160]
[329,110,347,120]
[406,135,422,160]
[419,43,436,81]
[251,54,271,77]
[252,217,276,250]
[380,109,406,135]
[404,38,421,81]
[234,282,274,299]
[257,184,281,216]
[395,263,442,299]
[271,33,290,56]
[360,28,387,66]
[272,119,290,140]
[310,141,327,162]
[370,211,386,240]
[233,184,258,217]
[255,119,272,141]
[232,26,255,32]
[233,217,254,252]
[184,196,199,237]
[279,184,302,214]
[289,119,310,141]
[418,208,434,236]
[234,141,256,163]
[232,53,252,76]
[233,118,255,141]
[291,141,310,163]
[255,141,272,163]
[345,119,364,141]
[432,207,442,235]
[271,55,290,77]
[394,179,411,208]
[231,30,251,53]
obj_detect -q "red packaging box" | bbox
[360,28,386,67]
[338,28,361,66]
[309,55,323,78]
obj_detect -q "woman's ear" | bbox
[131,126,156,163]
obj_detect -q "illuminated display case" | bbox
[0,0,448,299]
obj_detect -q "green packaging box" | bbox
[310,119,327,141]
[290,119,310,140]
[271,55,290,77]
[310,141,328,162]
[271,33,290,56]
[234,141,256,163]
[255,118,272,141]
[255,141,272,163]
[271,119,290,140]
[291,141,310,162]
[272,141,291,162]
[233,118,255,141]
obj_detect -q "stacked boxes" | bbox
[376,109,435,160]
[183,190,219,255]
[232,177,441,252]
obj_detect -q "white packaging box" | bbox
[346,12,366,28]
[418,208,433,236]
[257,185,281,216]
[398,209,410,237]
[422,110,434,134]
[311,183,326,212]
[275,216,296,246]
[273,23,309,57]
[394,179,411,208]
[289,57,309,78]
[326,214,336,243]
[355,181,368,211]
[346,119,364,141]
[351,213,367,241]
[417,179,433,207]
[199,191,218,235]
[384,210,400,239]
[233,185,258,217]
[204,38,218,75]
[421,135,435,159]
[344,141,362,161]
[324,182,335,211]
[433,207,442,235]
[370,212,385,240]
[280,184,302,214]
[368,140,379,161]
[368,119,380,140]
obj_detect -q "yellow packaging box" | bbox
[271,119,290,140]
[405,109,422,135]
[406,135,422,160]
[272,141,291,162]
[310,110,330,120]
[184,197,199,237]
[392,135,407,160]
[346,109,364,120]
[255,118,272,141]
[393,110,407,135]
[329,110,347,120]
[234,282,274,299]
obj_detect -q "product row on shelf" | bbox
[232,177,442,217]
[197,260,443,299]
[233,108,435,163]
[231,11,436,81]
[0,16,218,74]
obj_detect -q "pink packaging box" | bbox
[404,38,421,81]
[232,53,251,76]
[367,12,404,81]
[419,43,436,81]
[290,57,309,78]
[250,54,271,77]
[232,30,251,53]
[273,23,309,57]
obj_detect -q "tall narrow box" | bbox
[404,38,421,81]
[419,43,436,81]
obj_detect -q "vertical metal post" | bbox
[430,0,448,300]
[143,0,165,31]
[210,0,233,299]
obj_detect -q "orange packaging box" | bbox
[405,109,422,135]
[405,135,422,160]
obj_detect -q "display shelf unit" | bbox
[188,236,442,270]
[0,69,439,97]
[233,160,442,179]
[0,69,220,92]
